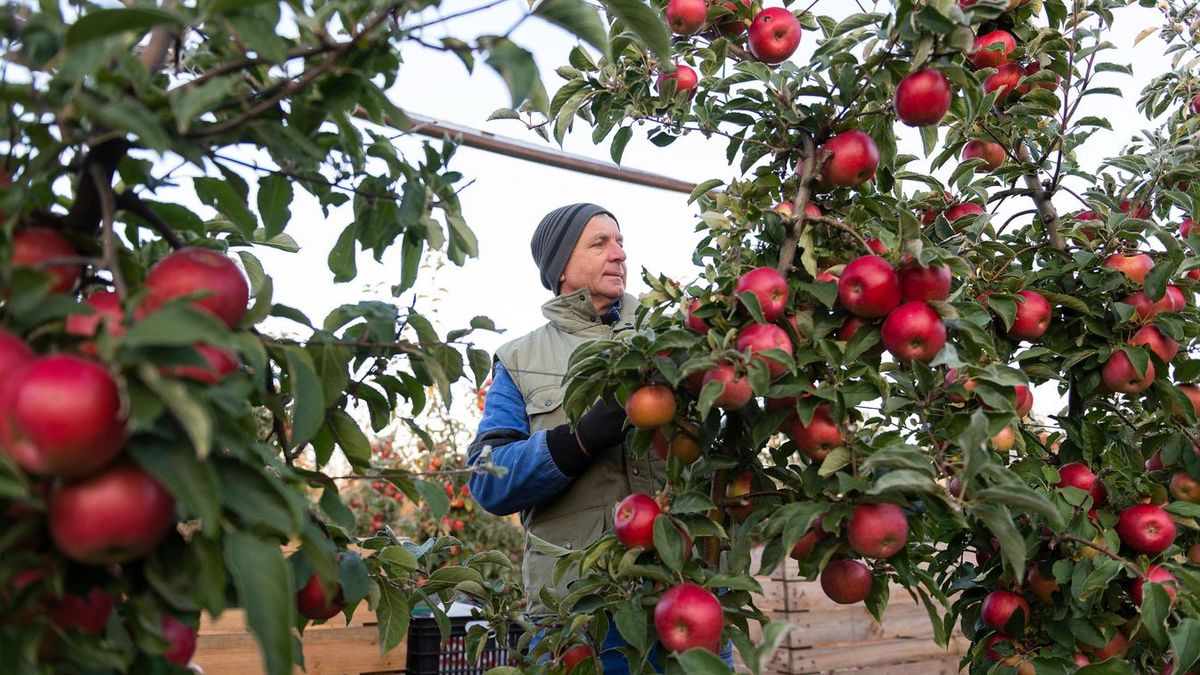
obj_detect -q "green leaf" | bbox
[414,479,451,520]
[535,0,610,60]
[129,438,221,528]
[257,173,293,238]
[218,460,304,535]
[319,484,356,530]
[1142,581,1170,646]
[973,485,1064,529]
[653,515,685,572]
[485,39,541,109]
[614,603,647,651]
[610,126,633,165]
[195,177,258,236]
[675,648,733,674]
[328,409,371,467]
[376,581,410,654]
[1170,618,1200,673]
[972,502,1026,581]
[136,365,214,458]
[122,304,231,348]
[284,348,325,450]
[226,532,295,675]
[171,76,238,135]
[604,0,673,63]
[379,546,420,575]
[66,7,182,47]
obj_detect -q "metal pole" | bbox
[386,111,702,195]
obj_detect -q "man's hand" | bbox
[545,397,627,477]
[574,397,627,455]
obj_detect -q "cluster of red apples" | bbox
[0,229,259,665]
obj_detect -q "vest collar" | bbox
[542,288,636,334]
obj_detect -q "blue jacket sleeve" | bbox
[467,362,573,516]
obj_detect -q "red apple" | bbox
[980,590,1030,631]
[715,0,751,35]
[898,264,951,302]
[1101,350,1155,394]
[1120,199,1152,220]
[818,130,879,188]
[614,492,661,549]
[50,588,116,634]
[1130,325,1178,363]
[1025,565,1058,604]
[789,515,826,560]
[866,238,888,255]
[1146,450,1164,471]
[971,30,1016,69]
[1193,94,1200,115]
[945,202,986,222]
[1016,61,1061,94]
[1170,472,1200,503]
[653,583,723,653]
[815,268,839,283]
[11,227,81,295]
[685,298,708,334]
[1090,631,1129,661]
[1115,504,1176,554]
[161,344,239,383]
[665,0,707,35]
[1103,252,1155,284]
[962,140,1005,172]
[161,614,198,665]
[736,323,793,379]
[142,247,250,328]
[1177,384,1200,418]
[1131,565,1178,606]
[747,8,801,64]
[296,572,346,620]
[772,200,822,220]
[0,329,33,382]
[1181,218,1195,238]
[991,426,1016,452]
[881,301,946,363]
[657,64,699,96]
[625,384,676,429]
[0,355,128,478]
[785,404,842,461]
[48,459,176,564]
[66,291,125,347]
[894,69,952,126]
[1014,384,1033,417]
[1006,290,1051,341]
[702,362,753,410]
[820,559,873,604]
[561,644,597,673]
[838,255,901,318]
[1056,462,1107,506]
[983,63,1023,101]
[735,266,789,322]
[847,502,909,559]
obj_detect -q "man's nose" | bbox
[609,242,626,262]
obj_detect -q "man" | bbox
[467,203,668,672]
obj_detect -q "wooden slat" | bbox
[786,636,971,672]
[200,608,379,635]
[193,622,405,675]
[772,602,941,649]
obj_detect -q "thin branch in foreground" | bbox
[89,163,127,301]
[115,191,185,249]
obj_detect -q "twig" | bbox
[400,0,508,32]
[1015,143,1063,250]
[778,134,818,273]
[813,214,873,254]
[138,0,179,73]
[115,191,185,249]
[89,163,127,301]
[1054,532,1139,574]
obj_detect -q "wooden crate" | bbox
[748,548,968,675]
[193,607,406,675]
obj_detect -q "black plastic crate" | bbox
[406,615,519,674]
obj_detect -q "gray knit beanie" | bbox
[530,203,618,293]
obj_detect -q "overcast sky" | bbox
[244,1,1176,419]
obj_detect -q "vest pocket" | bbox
[523,503,611,616]
[524,384,565,420]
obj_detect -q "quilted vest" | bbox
[495,288,666,617]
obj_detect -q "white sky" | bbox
[245,2,1176,420]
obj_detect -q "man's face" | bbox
[558,215,626,309]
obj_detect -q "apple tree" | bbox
[485,0,1200,673]
[0,0,607,672]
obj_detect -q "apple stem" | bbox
[1054,532,1139,573]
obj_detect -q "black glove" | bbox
[546,397,627,477]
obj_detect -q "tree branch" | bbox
[115,191,185,249]
[1015,143,1063,250]
[778,134,817,274]
[138,0,179,73]
[89,163,127,301]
